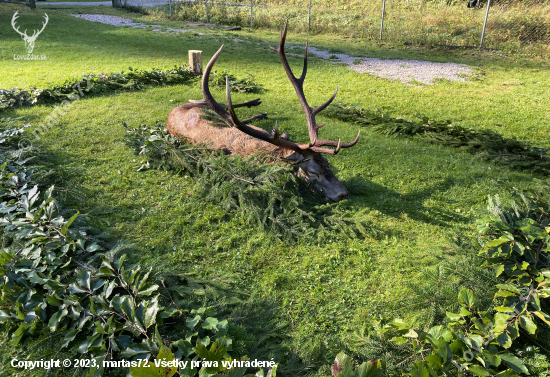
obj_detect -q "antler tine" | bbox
[225,75,311,154]
[313,87,338,116]
[272,22,361,154]
[200,45,228,115]
[313,130,361,150]
[225,75,243,127]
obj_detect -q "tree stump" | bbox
[188,50,203,76]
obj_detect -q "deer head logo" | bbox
[11,11,49,54]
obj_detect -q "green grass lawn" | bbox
[1,2,550,375]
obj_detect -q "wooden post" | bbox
[188,50,203,75]
[29,0,36,9]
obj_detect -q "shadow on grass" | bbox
[345,176,463,227]
[325,103,550,176]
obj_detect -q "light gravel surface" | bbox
[70,14,472,85]
[70,14,191,33]
[307,47,472,85]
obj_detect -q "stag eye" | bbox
[308,164,321,175]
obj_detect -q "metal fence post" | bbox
[380,0,386,40]
[205,0,209,23]
[480,0,491,47]
[250,0,253,28]
[169,0,172,17]
[308,0,312,31]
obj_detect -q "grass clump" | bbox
[162,0,550,57]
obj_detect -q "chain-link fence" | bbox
[156,0,549,54]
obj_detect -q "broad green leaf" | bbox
[458,288,478,308]
[120,343,153,358]
[410,363,431,377]
[482,350,501,368]
[355,359,382,377]
[496,369,519,377]
[68,283,87,295]
[499,353,529,375]
[121,296,135,319]
[446,312,461,322]
[494,264,505,277]
[61,211,79,235]
[97,266,115,278]
[186,315,200,330]
[519,315,537,334]
[77,334,99,354]
[129,346,177,377]
[517,218,545,243]
[0,310,12,323]
[494,306,516,313]
[496,332,512,349]
[77,270,91,291]
[529,293,541,311]
[485,237,511,248]
[532,311,550,326]
[427,325,452,342]
[496,284,521,295]
[194,340,227,373]
[48,308,68,332]
[144,297,159,329]
[469,365,491,377]
[137,283,159,296]
[202,317,219,330]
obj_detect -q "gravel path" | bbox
[307,47,472,85]
[70,14,472,85]
[71,14,192,33]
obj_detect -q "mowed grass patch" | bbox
[1,3,549,372]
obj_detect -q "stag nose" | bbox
[322,185,349,202]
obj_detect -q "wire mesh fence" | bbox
[151,0,549,54]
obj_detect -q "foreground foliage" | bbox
[335,190,550,376]
[0,66,196,111]
[0,128,273,376]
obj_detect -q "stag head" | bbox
[11,11,49,54]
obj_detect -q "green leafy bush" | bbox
[335,189,550,376]
[209,70,263,94]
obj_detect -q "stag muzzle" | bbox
[297,154,349,202]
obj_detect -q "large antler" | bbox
[196,26,359,156]
[11,11,27,38]
[194,45,316,154]
[270,21,360,155]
